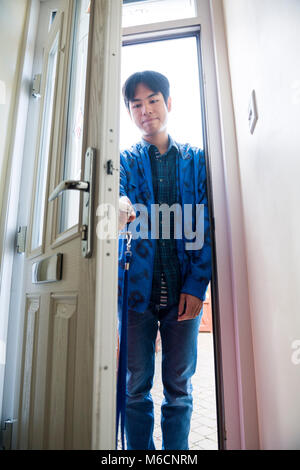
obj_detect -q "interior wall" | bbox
[222,0,300,449]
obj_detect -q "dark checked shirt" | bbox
[143,137,182,307]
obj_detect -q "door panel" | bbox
[46,292,78,449]
[58,0,90,234]
[15,0,122,450]
[31,30,59,250]
[18,296,40,449]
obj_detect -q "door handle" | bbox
[48,180,89,201]
[48,147,96,258]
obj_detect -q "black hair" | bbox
[122,70,170,110]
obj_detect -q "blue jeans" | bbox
[125,303,201,450]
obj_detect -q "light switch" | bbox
[248,90,258,134]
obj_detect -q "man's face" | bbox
[128,83,171,138]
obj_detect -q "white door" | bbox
[7,0,122,450]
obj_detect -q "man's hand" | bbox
[178,293,203,322]
[119,196,136,231]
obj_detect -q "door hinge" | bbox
[16,226,27,253]
[1,419,17,450]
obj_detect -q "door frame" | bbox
[121,23,226,449]
[0,0,40,446]
[209,0,259,449]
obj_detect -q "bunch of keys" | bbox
[124,231,132,271]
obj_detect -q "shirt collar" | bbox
[141,135,178,155]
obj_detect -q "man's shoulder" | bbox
[120,142,144,167]
[175,142,204,160]
[120,141,143,156]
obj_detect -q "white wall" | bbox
[222,0,300,449]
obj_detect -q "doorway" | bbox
[119,3,223,450]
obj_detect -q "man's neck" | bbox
[143,132,169,155]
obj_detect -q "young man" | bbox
[118,71,212,450]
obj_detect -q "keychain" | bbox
[116,230,132,450]
[124,231,132,270]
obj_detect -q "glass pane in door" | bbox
[122,0,196,28]
[120,36,203,150]
[31,33,59,250]
[59,0,90,233]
